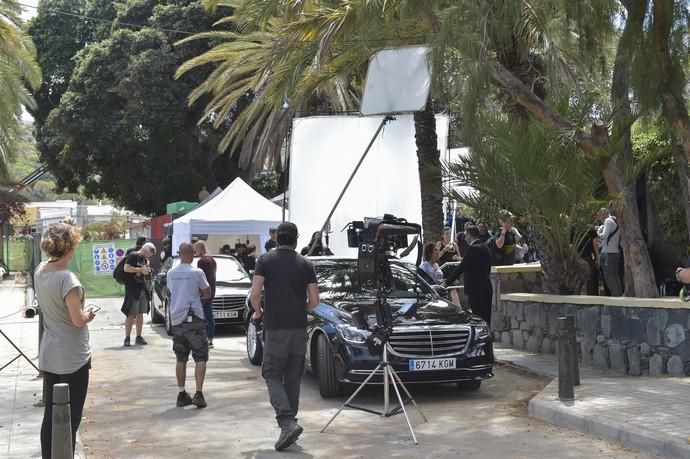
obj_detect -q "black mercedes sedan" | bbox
[245,257,494,398]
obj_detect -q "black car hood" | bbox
[313,294,473,328]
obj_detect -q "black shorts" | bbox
[172,317,208,363]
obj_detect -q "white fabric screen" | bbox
[289,114,449,260]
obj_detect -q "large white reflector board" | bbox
[360,46,431,116]
[289,114,449,260]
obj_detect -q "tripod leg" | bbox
[387,366,419,445]
[321,362,384,433]
[388,366,428,422]
[0,330,40,373]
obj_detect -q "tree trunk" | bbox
[653,0,690,160]
[672,141,690,243]
[605,0,657,297]
[414,101,443,244]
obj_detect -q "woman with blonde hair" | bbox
[34,222,96,458]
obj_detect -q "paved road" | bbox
[0,284,653,458]
[75,297,652,459]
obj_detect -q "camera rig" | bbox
[346,214,422,353]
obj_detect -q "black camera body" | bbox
[347,214,421,291]
[346,214,422,354]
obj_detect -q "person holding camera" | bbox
[35,222,96,459]
[597,207,622,296]
[250,222,320,451]
[168,242,212,408]
[121,242,156,346]
[495,209,522,265]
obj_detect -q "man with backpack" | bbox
[119,242,156,346]
[597,207,622,296]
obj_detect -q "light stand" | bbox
[0,329,40,373]
[321,288,428,444]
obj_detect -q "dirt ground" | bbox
[80,298,654,459]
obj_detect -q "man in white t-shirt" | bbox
[167,242,211,408]
[597,208,622,296]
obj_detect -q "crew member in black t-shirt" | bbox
[250,222,319,451]
[121,242,156,347]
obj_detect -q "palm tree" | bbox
[176,0,444,242]
[180,0,659,295]
[0,0,41,180]
[448,113,602,294]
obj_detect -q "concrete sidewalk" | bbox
[495,346,690,458]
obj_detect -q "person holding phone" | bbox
[34,221,96,459]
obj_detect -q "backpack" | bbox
[113,256,127,285]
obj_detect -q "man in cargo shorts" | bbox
[167,242,211,408]
[250,222,320,451]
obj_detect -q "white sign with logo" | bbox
[93,243,117,276]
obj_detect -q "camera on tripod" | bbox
[346,214,422,353]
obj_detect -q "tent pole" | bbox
[307,115,394,256]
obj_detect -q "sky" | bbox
[20,0,38,20]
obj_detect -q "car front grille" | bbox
[387,326,471,358]
[212,296,245,311]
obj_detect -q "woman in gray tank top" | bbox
[34,222,96,458]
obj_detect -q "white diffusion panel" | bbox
[360,46,432,116]
[289,114,449,260]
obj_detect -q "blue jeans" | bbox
[201,298,215,340]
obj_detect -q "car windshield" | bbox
[315,260,433,300]
[173,257,249,283]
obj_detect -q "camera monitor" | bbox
[360,46,432,116]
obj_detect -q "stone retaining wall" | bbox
[492,294,690,376]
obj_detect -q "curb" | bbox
[75,431,86,458]
[528,384,690,459]
[495,358,554,380]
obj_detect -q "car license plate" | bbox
[213,310,239,319]
[408,358,456,371]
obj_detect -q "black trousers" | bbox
[41,360,90,459]
[467,290,493,326]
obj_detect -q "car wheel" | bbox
[150,295,164,324]
[457,380,481,391]
[164,300,173,336]
[246,319,263,365]
[317,334,342,398]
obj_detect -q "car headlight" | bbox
[474,325,489,340]
[336,324,370,344]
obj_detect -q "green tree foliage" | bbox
[632,117,689,254]
[448,115,602,294]
[0,0,41,180]
[178,0,446,241]
[28,0,242,215]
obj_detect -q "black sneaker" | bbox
[123,337,131,347]
[135,336,148,345]
[192,391,207,408]
[208,339,214,349]
[274,420,303,451]
[176,391,193,407]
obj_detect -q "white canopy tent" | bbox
[172,178,283,255]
